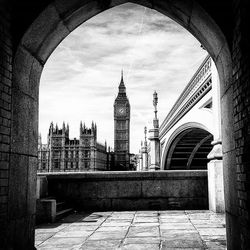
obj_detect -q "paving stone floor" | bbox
[35,210,226,249]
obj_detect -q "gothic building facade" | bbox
[114,71,130,170]
[38,122,114,172]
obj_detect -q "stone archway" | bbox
[9,0,233,249]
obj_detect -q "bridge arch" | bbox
[163,127,213,170]
[8,0,234,248]
[161,122,212,169]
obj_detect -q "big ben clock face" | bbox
[117,107,126,115]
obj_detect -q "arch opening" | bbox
[8,0,234,248]
[164,128,213,170]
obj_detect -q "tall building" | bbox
[38,122,114,172]
[114,71,130,170]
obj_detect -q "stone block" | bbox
[36,199,56,224]
[216,44,233,97]
[223,150,237,216]
[27,157,37,215]
[82,239,121,249]
[154,0,191,29]
[54,0,89,17]
[97,180,142,198]
[13,46,41,100]
[36,176,48,199]
[208,160,225,212]
[21,4,70,64]
[221,86,235,153]
[62,1,103,32]
[189,3,226,61]
[38,235,84,248]
[127,226,159,237]
[74,198,112,211]
[225,211,241,250]
[8,153,28,219]
[142,180,163,197]
[10,88,38,157]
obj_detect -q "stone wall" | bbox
[0,3,12,247]
[40,171,208,211]
[230,0,250,249]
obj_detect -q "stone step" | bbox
[56,208,74,221]
[56,201,67,212]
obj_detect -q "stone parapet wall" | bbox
[39,171,208,211]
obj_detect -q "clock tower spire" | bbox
[114,70,130,170]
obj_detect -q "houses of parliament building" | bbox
[38,72,131,172]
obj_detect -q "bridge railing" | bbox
[160,55,212,138]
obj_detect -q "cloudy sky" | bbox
[39,3,208,153]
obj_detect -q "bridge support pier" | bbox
[207,140,225,212]
[149,128,160,171]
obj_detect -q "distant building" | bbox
[38,122,114,172]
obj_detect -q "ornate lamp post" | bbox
[148,91,160,170]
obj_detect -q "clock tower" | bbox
[114,71,130,170]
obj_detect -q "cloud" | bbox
[39,3,208,153]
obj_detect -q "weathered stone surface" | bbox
[189,3,226,60]
[221,86,235,153]
[87,231,126,240]
[42,171,208,211]
[80,240,121,250]
[35,210,226,249]
[38,237,85,247]
[121,243,160,250]
[127,226,159,237]
[11,88,38,157]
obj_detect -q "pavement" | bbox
[35,210,226,249]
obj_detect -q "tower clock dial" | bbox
[117,107,126,115]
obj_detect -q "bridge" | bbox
[137,55,224,213]
[159,55,221,170]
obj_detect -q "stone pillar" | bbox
[141,127,148,171]
[207,59,225,213]
[148,91,160,170]
[141,145,148,171]
[137,150,142,171]
[148,128,160,170]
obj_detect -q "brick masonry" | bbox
[232,0,250,249]
[0,3,12,246]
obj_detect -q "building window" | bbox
[54,162,59,169]
[84,162,89,169]
[76,162,78,169]
[42,162,46,169]
[71,162,73,168]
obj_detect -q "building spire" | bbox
[119,69,126,94]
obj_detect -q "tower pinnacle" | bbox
[118,70,126,94]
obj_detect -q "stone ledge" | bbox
[38,170,207,181]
